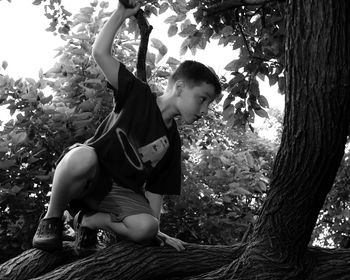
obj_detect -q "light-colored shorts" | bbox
[88,183,154,223]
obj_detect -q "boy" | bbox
[32,0,221,252]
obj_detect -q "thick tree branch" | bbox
[202,0,271,16]
[1,241,349,280]
[0,242,243,280]
[134,10,153,82]
[119,0,153,82]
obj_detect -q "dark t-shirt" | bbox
[85,63,181,196]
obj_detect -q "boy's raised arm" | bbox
[92,0,139,89]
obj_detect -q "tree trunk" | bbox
[216,0,350,279]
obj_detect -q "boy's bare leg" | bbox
[81,212,159,242]
[33,146,98,251]
[44,146,98,219]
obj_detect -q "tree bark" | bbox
[0,242,349,280]
[216,0,350,279]
[0,241,243,280]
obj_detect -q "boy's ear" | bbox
[174,80,184,96]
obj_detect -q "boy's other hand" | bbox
[118,0,140,18]
[156,231,187,251]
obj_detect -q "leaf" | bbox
[232,36,244,50]
[256,181,267,192]
[218,36,232,47]
[2,60,8,70]
[224,58,249,72]
[168,24,178,37]
[228,182,251,196]
[159,2,169,14]
[254,108,269,118]
[121,42,136,52]
[84,79,102,85]
[224,59,239,71]
[90,0,98,7]
[10,185,23,195]
[11,132,28,145]
[223,104,235,121]
[0,159,16,169]
[166,57,180,70]
[249,80,260,97]
[198,36,207,49]
[223,95,235,110]
[35,175,52,181]
[149,38,162,51]
[100,1,109,9]
[178,24,197,37]
[151,38,168,63]
[145,5,158,16]
[235,100,244,109]
[147,53,156,67]
[32,0,42,5]
[25,77,36,85]
[256,72,266,81]
[156,70,170,78]
[0,145,8,158]
[222,195,232,203]
[221,26,233,36]
[74,112,93,120]
[180,39,189,56]
[278,76,286,93]
[268,74,278,86]
[164,15,178,24]
[215,169,227,178]
[40,95,53,105]
[245,152,255,167]
[258,95,269,108]
[0,76,7,87]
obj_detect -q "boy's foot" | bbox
[73,210,98,256]
[32,217,63,251]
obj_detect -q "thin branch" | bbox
[238,23,269,62]
[238,23,253,57]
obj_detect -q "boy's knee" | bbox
[58,146,98,178]
[125,214,159,242]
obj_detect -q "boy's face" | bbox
[177,81,216,124]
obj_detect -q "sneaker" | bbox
[73,210,98,256]
[32,217,63,251]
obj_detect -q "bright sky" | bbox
[0,0,234,79]
[0,0,283,128]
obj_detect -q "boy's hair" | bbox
[168,60,221,96]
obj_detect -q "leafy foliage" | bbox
[27,0,287,130]
[312,143,350,248]
[162,112,277,244]
[166,0,286,130]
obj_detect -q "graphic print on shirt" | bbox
[116,128,169,170]
[138,136,169,167]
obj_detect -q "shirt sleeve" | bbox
[107,63,144,112]
[145,128,182,195]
